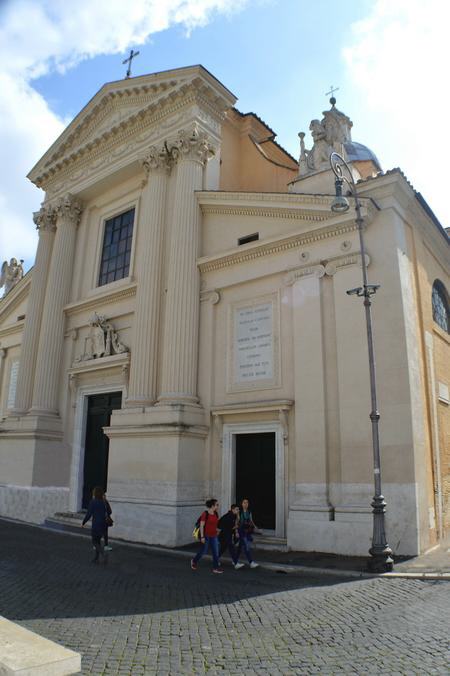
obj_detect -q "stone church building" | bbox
[0,65,448,556]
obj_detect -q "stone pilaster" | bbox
[126,146,171,407]
[158,126,215,404]
[30,194,82,416]
[12,205,56,414]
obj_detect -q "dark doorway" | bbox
[82,392,122,509]
[235,432,276,530]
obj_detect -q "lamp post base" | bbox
[368,547,394,573]
[368,494,394,573]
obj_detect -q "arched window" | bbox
[432,280,449,333]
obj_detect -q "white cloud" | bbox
[0,0,249,269]
[344,0,450,226]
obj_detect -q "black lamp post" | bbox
[330,151,394,573]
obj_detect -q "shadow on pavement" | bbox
[0,518,353,622]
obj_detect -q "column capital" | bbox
[171,124,215,166]
[141,145,173,184]
[55,193,83,228]
[33,204,57,233]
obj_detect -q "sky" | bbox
[1,0,449,272]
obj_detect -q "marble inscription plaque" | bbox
[235,302,273,384]
[7,360,19,409]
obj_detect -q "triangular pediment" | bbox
[28,65,236,188]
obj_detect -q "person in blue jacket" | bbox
[82,485,109,564]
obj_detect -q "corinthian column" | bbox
[158,125,215,404]
[126,146,171,407]
[30,194,82,416]
[12,205,56,414]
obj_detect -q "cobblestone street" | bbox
[0,519,449,675]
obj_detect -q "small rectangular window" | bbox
[238,233,259,246]
[98,208,135,287]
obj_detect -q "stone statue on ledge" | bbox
[75,313,128,362]
[0,258,24,297]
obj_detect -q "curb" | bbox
[1,516,449,580]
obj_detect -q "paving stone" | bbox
[1,519,449,675]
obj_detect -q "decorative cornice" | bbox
[0,320,25,340]
[198,222,358,273]
[211,399,293,416]
[68,352,130,375]
[0,271,31,320]
[63,282,137,317]
[30,68,235,190]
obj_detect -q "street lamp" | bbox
[330,151,394,573]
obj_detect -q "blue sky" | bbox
[1,0,448,271]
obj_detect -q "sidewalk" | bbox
[42,514,450,580]
[178,536,450,580]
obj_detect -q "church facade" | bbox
[0,65,448,556]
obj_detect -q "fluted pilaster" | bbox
[126,146,171,407]
[158,126,215,403]
[12,205,57,414]
[30,194,82,415]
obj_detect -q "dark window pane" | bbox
[98,208,135,287]
[432,280,449,333]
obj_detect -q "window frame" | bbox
[432,279,449,334]
[97,207,135,288]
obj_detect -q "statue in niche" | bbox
[0,258,24,297]
[75,313,128,362]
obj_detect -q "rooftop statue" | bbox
[298,98,353,177]
[0,258,24,297]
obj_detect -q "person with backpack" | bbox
[81,485,110,564]
[237,498,259,568]
[218,503,244,570]
[191,499,223,574]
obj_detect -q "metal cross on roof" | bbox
[326,85,339,106]
[122,49,140,79]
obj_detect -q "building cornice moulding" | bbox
[0,320,25,340]
[198,221,359,273]
[63,283,137,317]
[0,273,31,321]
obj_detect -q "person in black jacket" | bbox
[81,486,109,564]
[218,504,244,570]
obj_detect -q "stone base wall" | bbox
[110,501,204,547]
[287,483,420,557]
[0,484,69,524]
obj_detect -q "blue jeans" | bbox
[193,535,220,567]
[237,534,253,563]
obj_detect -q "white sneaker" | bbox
[104,546,112,551]
[234,562,244,570]
[250,561,259,569]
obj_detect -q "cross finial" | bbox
[326,85,339,106]
[122,49,140,79]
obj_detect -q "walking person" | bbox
[81,486,109,564]
[237,498,259,568]
[218,504,244,570]
[191,499,223,574]
[103,493,113,551]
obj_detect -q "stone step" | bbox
[254,535,289,552]
[0,615,81,675]
[44,512,88,538]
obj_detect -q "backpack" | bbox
[192,511,208,541]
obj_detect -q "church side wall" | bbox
[408,216,450,537]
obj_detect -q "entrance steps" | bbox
[254,535,288,552]
[44,511,88,537]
